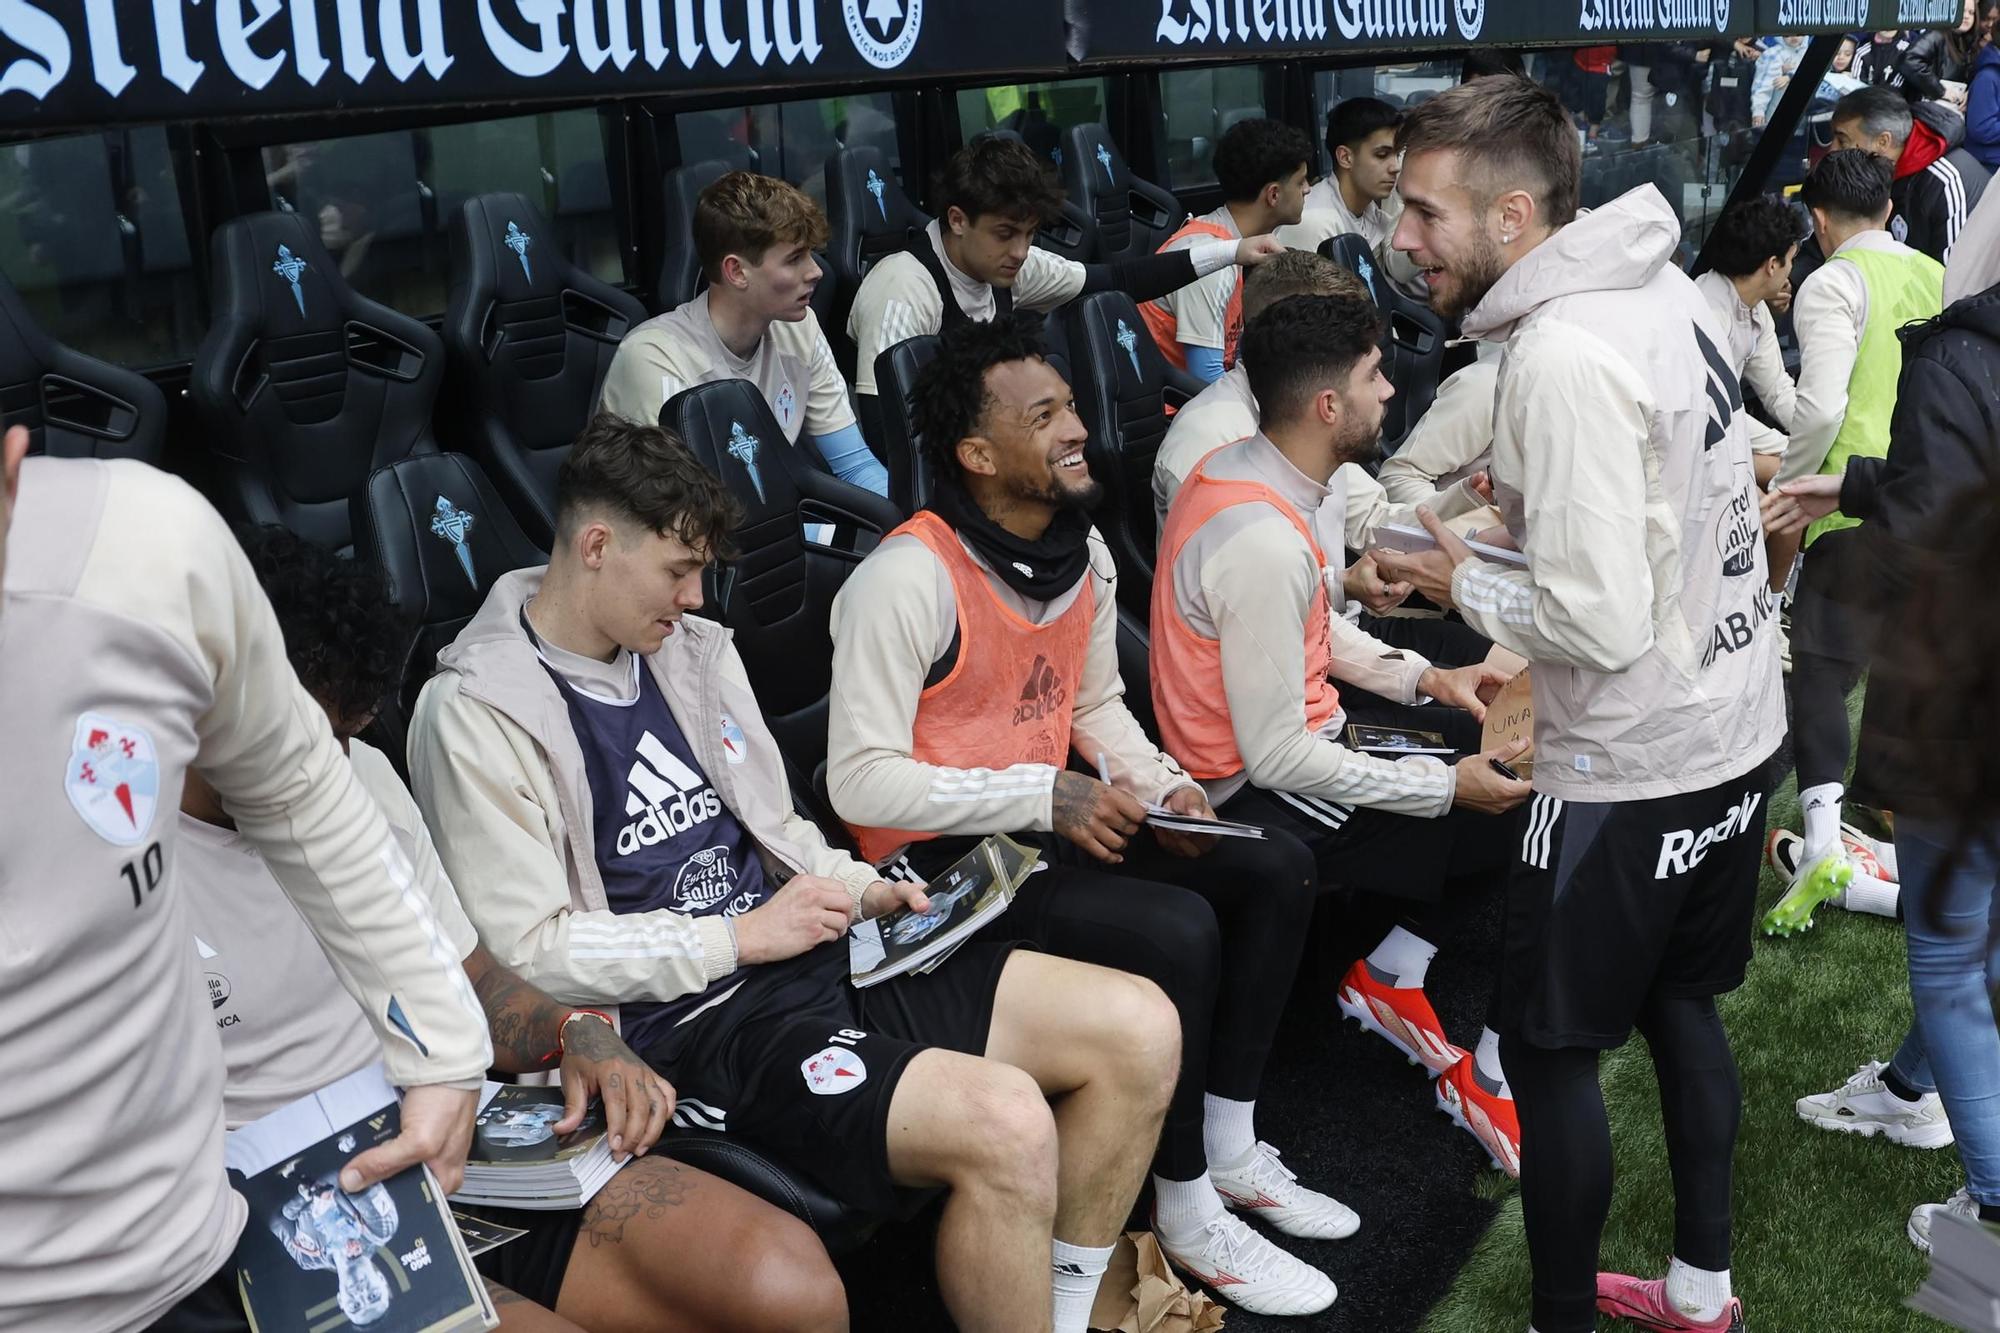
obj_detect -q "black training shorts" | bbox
[1498,755,1777,1050]
[639,938,1017,1217]
[463,1205,584,1309]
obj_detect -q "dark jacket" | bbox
[1846,281,2000,815]
[1890,100,1992,264]
[1967,44,2000,171]
[1856,31,1914,88]
[1897,28,1971,101]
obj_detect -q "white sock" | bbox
[1152,1172,1226,1240]
[1051,1238,1115,1333]
[1474,1026,1511,1097]
[1841,870,1900,919]
[1203,1094,1258,1169]
[1666,1256,1731,1323]
[1801,783,1843,861]
[1367,925,1438,988]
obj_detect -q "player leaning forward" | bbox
[0,429,493,1331]
[1373,80,1783,1333]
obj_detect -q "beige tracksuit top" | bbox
[0,459,490,1332]
[1452,189,1785,801]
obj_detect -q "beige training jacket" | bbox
[1452,188,1785,802]
[408,569,880,1019]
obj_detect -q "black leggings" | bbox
[1503,994,1741,1333]
[1791,648,1864,793]
[1790,529,1872,793]
[907,826,1319,1181]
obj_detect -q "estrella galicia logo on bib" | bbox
[843,0,922,69]
[674,846,740,911]
[1453,0,1485,40]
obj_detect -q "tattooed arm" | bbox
[465,946,676,1160]
[1049,770,1148,865]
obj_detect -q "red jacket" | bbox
[1894,116,1950,179]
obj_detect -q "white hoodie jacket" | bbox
[1451,188,1785,802]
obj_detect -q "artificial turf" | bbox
[1424,690,1967,1333]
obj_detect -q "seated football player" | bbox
[1139,118,1314,383]
[408,414,1179,1333]
[1695,195,1806,487]
[1151,294,1534,1176]
[826,314,1344,1319]
[1,431,489,1333]
[597,171,888,495]
[183,525,845,1333]
[848,135,1282,413]
[1275,97,1430,302]
[1152,250,1494,667]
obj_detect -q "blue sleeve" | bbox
[1186,346,1227,384]
[809,424,889,496]
[1967,68,2000,161]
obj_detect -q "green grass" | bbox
[1426,692,1965,1333]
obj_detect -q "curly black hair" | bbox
[1239,294,1383,429]
[235,524,415,726]
[1213,118,1314,203]
[911,310,1051,483]
[1703,196,1808,279]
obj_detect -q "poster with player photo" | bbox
[848,835,1034,988]
[470,1087,604,1164]
[225,1067,493,1333]
[1346,724,1454,755]
[452,1085,623,1210]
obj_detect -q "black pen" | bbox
[1489,758,1524,782]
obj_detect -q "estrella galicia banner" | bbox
[1756,0,1956,30]
[1073,0,1760,62]
[0,0,1066,130]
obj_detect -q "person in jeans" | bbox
[1765,270,2000,1254]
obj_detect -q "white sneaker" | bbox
[1154,1209,1338,1316]
[1840,820,1899,882]
[1909,1187,1984,1254]
[1796,1060,1954,1148]
[1210,1141,1361,1241]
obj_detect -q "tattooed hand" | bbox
[1051,770,1146,864]
[558,1014,676,1161]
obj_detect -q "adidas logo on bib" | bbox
[1013,654,1067,726]
[620,730,722,855]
